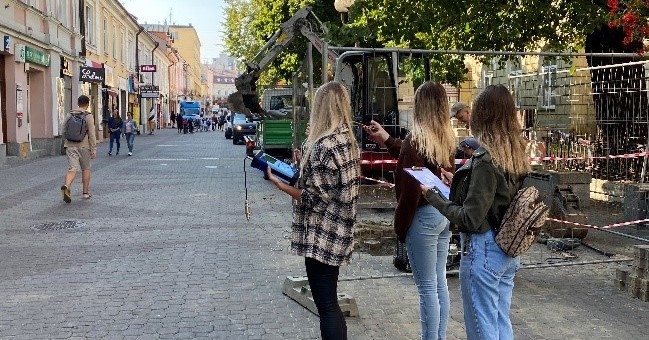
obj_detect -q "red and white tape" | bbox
[360,176,395,188]
[546,217,649,230]
[361,151,649,166]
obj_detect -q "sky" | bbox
[121,0,227,61]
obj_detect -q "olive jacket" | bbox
[425,147,520,234]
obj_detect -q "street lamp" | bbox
[334,0,355,24]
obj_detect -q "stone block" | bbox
[633,245,649,259]
[281,276,359,317]
[613,278,627,292]
[616,268,629,281]
[633,257,649,270]
[525,170,591,208]
[631,267,648,279]
[624,185,649,224]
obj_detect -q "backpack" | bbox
[65,111,88,142]
[494,185,549,257]
[469,152,549,257]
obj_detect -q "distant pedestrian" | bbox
[266,81,360,340]
[170,112,176,128]
[123,112,138,156]
[450,102,471,129]
[148,106,156,135]
[60,95,97,202]
[176,114,183,134]
[107,109,122,156]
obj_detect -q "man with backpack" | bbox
[60,95,97,203]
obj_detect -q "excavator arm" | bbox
[230,6,338,115]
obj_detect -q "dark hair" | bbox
[78,95,90,107]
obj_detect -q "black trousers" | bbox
[305,257,347,340]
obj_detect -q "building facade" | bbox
[1,0,83,160]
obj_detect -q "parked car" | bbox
[225,112,257,144]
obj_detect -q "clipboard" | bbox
[404,167,451,199]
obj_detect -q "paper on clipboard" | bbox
[404,167,451,199]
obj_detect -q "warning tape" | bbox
[361,151,649,166]
[360,176,395,188]
[544,217,649,230]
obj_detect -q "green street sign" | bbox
[24,46,50,67]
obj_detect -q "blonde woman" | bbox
[366,82,455,339]
[422,85,530,340]
[266,81,360,340]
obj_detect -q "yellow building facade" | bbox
[168,25,202,100]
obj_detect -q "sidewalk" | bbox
[0,128,647,339]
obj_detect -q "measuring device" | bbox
[249,150,299,185]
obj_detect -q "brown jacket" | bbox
[61,110,97,152]
[385,135,454,241]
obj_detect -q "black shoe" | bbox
[60,185,71,203]
[116,151,119,155]
[108,152,112,156]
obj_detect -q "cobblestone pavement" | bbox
[1,129,648,339]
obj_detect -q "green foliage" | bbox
[224,0,611,85]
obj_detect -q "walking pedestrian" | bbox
[422,85,530,340]
[107,109,122,156]
[60,95,97,202]
[377,82,456,339]
[123,112,138,156]
[170,111,176,128]
[176,114,183,134]
[266,81,360,340]
[147,106,156,135]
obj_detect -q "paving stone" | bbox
[0,129,647,339]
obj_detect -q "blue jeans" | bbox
[304,257,347,340]
[125,133,135,152]
[109,132,120,153]
[460,230,520,340]
[406,205,451,340]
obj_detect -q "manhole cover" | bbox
[31,221,86,231]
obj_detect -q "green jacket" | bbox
[425,148,520,234]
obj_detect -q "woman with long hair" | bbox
[375,81,456,339]
[266,81,360,340]
[422,84,530,340]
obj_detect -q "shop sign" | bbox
[140,83,159,98]
[140,64,157,72]
[79,66,105,83]
[60,57,73,77]
[3,35,12,53]
[24,46,50,67]
[15,44,25,62]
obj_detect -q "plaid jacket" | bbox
[292,124,360,266]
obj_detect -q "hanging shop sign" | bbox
[3,35,12,53]
[79,66,105,83]
[60,57,73,77]
[139,64,157,72]
[140,84,159,98]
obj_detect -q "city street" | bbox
[1,129,648,339]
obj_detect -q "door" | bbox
[0,55,6,144]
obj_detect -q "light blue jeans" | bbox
[460,230,520,340]
[406,205,451,340]
[125,133,135,153]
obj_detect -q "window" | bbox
[102,16,108,54]
[541,65,557,109]
[127,36,134,71]
[483,71,493,88]
[120,29,125,63]
[510,70,522,108]
[112,23,116,59]
[58,0,67,26]
[85,5,94,46]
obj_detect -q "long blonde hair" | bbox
[410,82,455,168]
[301,81,359,177]
[471,85,530,175]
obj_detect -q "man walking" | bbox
[147,106,156,135]
[60,95,97,203]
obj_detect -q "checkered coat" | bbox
[292,124,360,266]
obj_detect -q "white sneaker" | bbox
[128,152,132,156]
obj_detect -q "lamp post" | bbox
[334,0,355,24]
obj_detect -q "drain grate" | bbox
[31,221,86,231]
